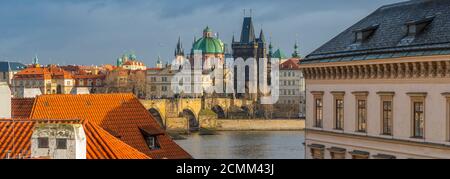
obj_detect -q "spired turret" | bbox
[156,56,163,68]
[33,55,39,65]
[175,37,185,57]
[292,41,301,58]
[268,41,273,58]
[117,57,123,67]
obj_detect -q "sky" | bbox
[0,0,405,66]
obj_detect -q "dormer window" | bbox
[398,16,434,46]
[145,136,160,150]
[353,24,379,43]
[139,126,164,150]
[406,16,434,36]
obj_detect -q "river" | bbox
[174,131,305,159]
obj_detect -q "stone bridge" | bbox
[140,98,253,131]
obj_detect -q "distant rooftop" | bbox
[0,61,26,72]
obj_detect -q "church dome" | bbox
[191,27,224,54]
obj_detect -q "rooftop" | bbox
[9,94,191,159]
[0,119,150,159]
[13,65,73,80]
[303,0,450,64]
[0,61,27,72]
[280,58,301,70]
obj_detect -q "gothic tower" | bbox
[174,37,185,65]
[232,15,269,100]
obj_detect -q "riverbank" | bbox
[215,119,305,131]
[166,118,305,133]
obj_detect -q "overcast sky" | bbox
[0,0,405,66]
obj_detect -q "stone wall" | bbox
[216,119,305,131]
[165,117,305,132]
[199,114,218,129]
[165,117,188,132]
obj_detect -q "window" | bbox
[162,86,168,91]
[38,137,49,148]
[378,92,394,136]
[353,24,379,43]
[357,100,367,132]
[311,91,324,128]
[353,91,369,133]
[315,98,323,128]
[335,99,344,130]
[413,102,425,138]
[328,147,346,159]
[382,101,393,135]
[308,144,325,159]
[145,136,160,150]
[162,77,168,82]
[372,154,396,159]
[406,16,434,36]
[444,93,450,141]
[332,91,345,130]
[408,93,426,139]
[56,139,67,149]
[350,150,370,159]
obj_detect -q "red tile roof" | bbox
[123,60,145,66]
[14,66,73,80]
[11,98,35,119]
[0,119,150,159]
[280,58,301,70]
[29,94,191,159]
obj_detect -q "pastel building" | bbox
[302,0,450,159]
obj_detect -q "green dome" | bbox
[272,49,288,59]
[129,53,137,60]
[192,37,224,54]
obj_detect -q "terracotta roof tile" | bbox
[280,58,301,70]
[11,98,35,119]
[0,119,149,159]
[29,94,191,159]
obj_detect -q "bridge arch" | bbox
[148,108,165,128]
[181,108,199,131]
[212,105,226,119]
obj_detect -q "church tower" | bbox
[232,15,269,100]
[292,41,301,58]
[156,56,163,69]
[32,55,40,68]
[174,37,186,65]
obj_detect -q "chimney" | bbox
[0,82,11,118]
[31,123,87,159]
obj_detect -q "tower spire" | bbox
[259,29,266,43]
[292,40,300,58]
[240,15,256,43]
[33,55,39,65]
[175,36,184,57]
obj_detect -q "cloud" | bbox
[0,0,404,66]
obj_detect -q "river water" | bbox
[174,131,305,159]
